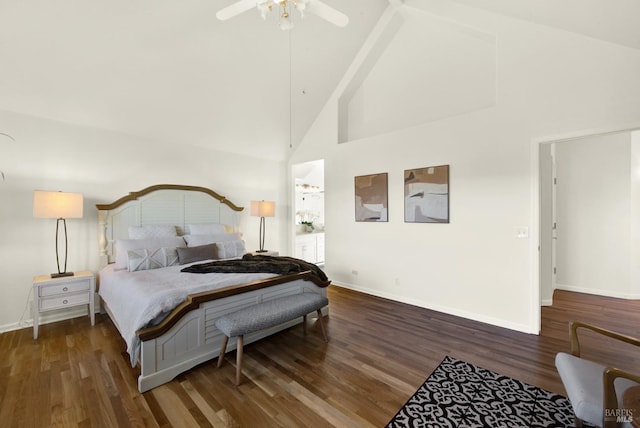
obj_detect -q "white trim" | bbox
[532,123,640,146]
[1,293,101,334]
[529,136,541,334]
[554,283,640,300]
[332,282,536,334]
[0,306,89,334]
[531,121,640,318]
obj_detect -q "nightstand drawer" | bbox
[39,292,90,311]
[33,270,96,339]
[39,281,90,297]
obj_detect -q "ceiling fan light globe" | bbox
[297,2,306,18]
[279,17,294,30]
[257,2,268,18]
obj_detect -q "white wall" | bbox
[0,109,287,332]
[290,1,640,333]
[554,133,633,297]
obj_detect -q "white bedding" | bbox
[98,261,278,366]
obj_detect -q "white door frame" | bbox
[530,122,640,333]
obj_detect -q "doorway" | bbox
[539,128,640,307]
[292,160,325,265]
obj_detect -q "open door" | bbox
[539,143,555,305]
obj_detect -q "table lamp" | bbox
[250,200,275,253]
[33,190,84,278]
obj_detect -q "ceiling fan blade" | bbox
[307,0,349,27]
[216,0,258,21]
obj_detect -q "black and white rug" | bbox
[387,356,582,428]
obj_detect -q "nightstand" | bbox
[32,270,95,339]
[251,251,279,256]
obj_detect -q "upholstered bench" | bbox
[215,292,329,385]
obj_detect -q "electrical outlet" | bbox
[351,270,358,276]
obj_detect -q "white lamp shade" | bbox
[33,190,84,219]
[250,200,275,217]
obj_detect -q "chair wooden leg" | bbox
[316,309,328,342]
[217,335,229,368]
[235,335,244,386]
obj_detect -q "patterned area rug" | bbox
[387,356,582,428]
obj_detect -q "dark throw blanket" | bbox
[181,254,328,282]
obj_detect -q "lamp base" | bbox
[254,250,268,253]
[51,272,74,279]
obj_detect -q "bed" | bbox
[96,184,330,392]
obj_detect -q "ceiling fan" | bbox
[216,0,349,30]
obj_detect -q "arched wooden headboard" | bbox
[96,184,244,267]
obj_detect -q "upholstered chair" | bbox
[555,321,640,428]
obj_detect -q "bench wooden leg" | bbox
[316,309,328,342]
[303,314,308,335]
[235,335,244,386]
[217,335,229,368]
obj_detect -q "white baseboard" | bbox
[1,307,86,334]
[554,283,640,299]
[331,282,537,334]
[0,303,99,335]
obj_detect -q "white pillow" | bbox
[127,247,179,272]
[215,240,246,259]
[187,223,228,235]
[183,233,241,247]
[128,225,177,239]
[114,237,186,270]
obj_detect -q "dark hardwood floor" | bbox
[1,286,639,427]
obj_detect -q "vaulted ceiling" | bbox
[449,0,640,51]
[1,0,638,162]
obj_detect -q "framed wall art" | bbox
[354,173,388,222]
[404,165,449,223]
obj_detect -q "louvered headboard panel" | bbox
[96,184,244,267]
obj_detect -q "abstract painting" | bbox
[404,165,449,223]
[355,173,388,222]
